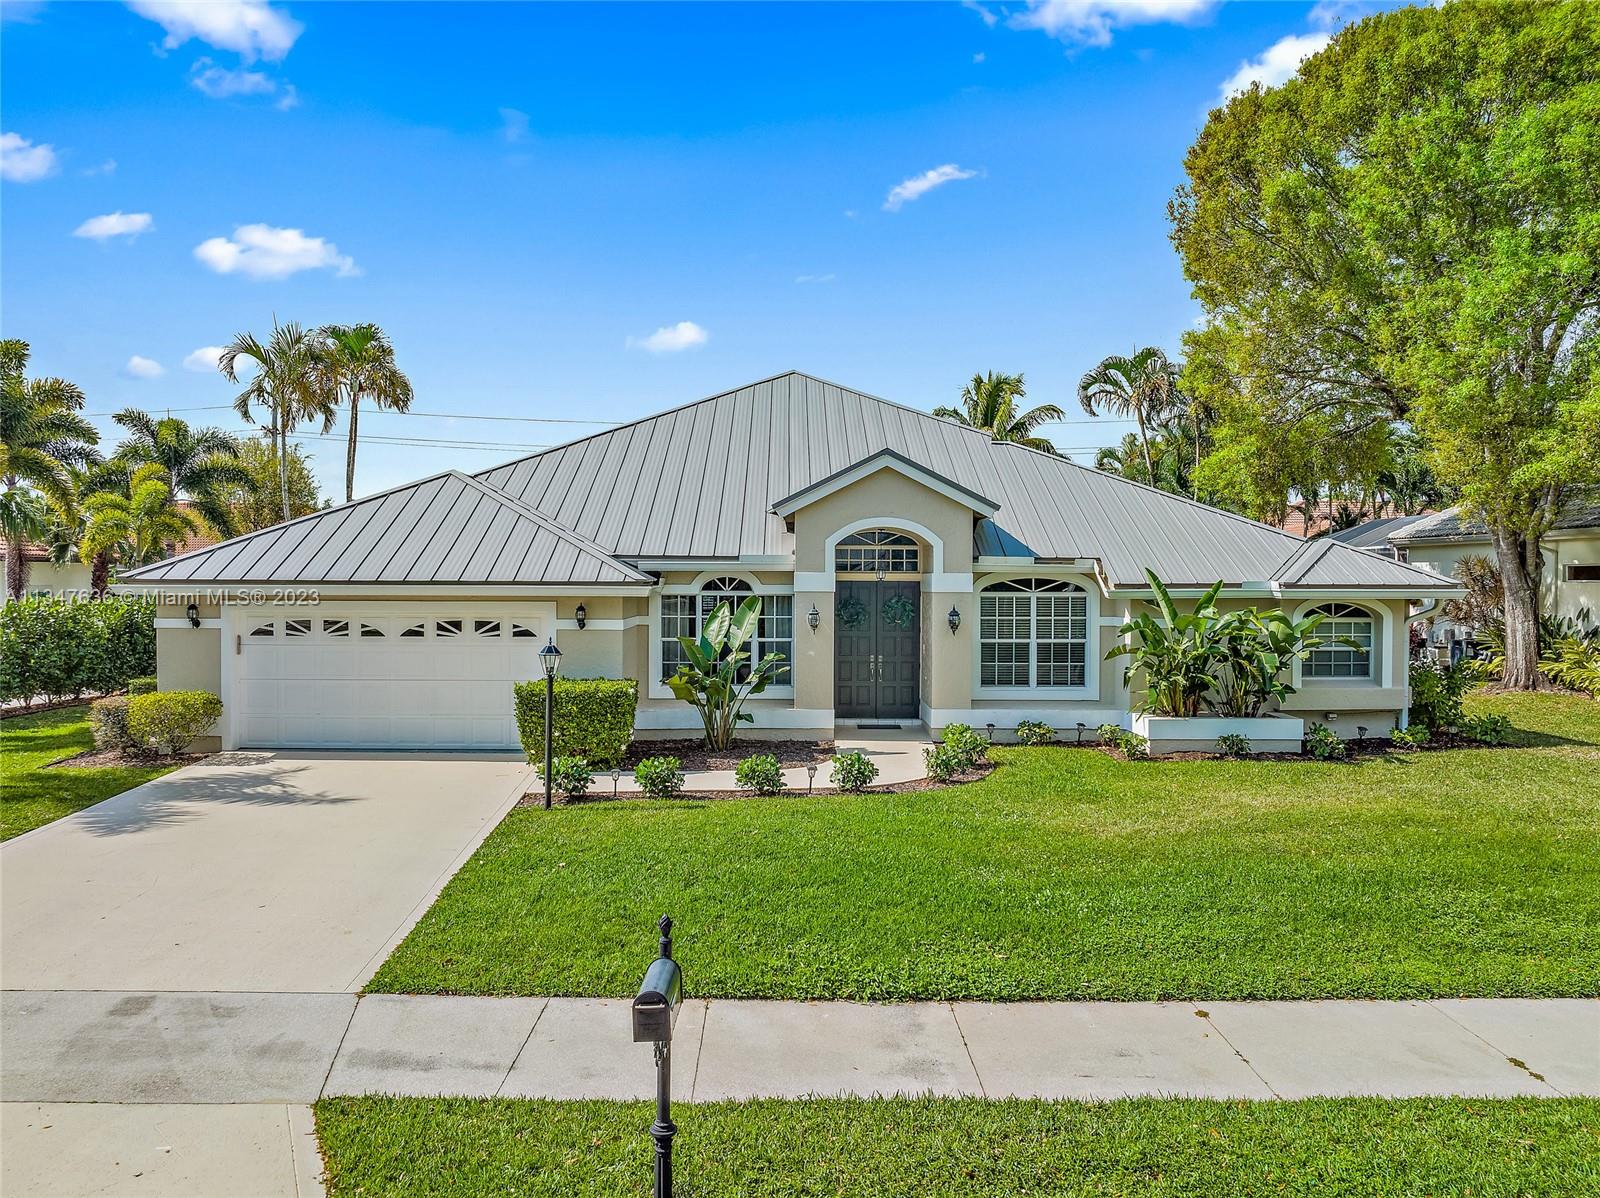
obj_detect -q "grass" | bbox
[0,704,174,841]
[314,1095,1600,1197]
[367,691,1600,1001]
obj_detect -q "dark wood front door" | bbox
[834,580,920,720]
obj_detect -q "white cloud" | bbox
[795,273,836,284]
[126,0,302,62]
[190,58,274,97]
[125,355,164,378]
[499,107,530,143]
[82,157,118,176]
[1,131,58,182]
[973,51,986,63]
[1007,0,1216,48]
[883,163,977,212]
[183,346,227,373]
[194,223,359,279]
[961,0,998,28]
[275,83,300,110]
[1218,32,1331,102]
[73,211,155,240]
[627,321,708,353]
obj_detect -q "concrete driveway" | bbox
[0,752,531,993]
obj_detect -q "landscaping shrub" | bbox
[126,675,157,695]
[1408,658,1475,730]
[1540,635,1600,697]
[538,756,594,798]
[1391,724,1431,751]
[924,743,966,782]
[126,690,223,757]
[1305,722,1348,761]
[0,596,155,703]
[734,753,786,796]
[1097,723,1123,747]
[634,756,684,799]
[830,751,878,792]
[1113,730,1149,760]
[939,723,989,771]
[1215,732,1251,758]
[1014,719,1055,746]
[514,677,638,767]
[1462,713,1512,745]
[89,695,136,752]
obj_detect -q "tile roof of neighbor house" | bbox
[1389,493,1600,545]
[1327,514,1432,551]
[121,372,1457,592]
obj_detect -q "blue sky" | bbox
[3,0,1382,499]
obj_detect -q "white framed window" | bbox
[1305,603,1374,678]
[979,578,1088,688]
[836,529,920,575]
[658,576,792,683]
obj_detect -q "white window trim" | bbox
[972,571,1100,701]
[648,581,796,701]
[1291,599,1389,688]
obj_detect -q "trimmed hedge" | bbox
[127,690,223,757]
[127,675,158,695]
[0,596,155,703]
[513,677,638,768]
[90,695,136,752]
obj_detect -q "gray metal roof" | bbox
[1272,536,1456,590]
[1327,514,1430,551]
[120,470,650,586]
[1389,493,1600,545]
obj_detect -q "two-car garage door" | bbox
[235,609,546,749]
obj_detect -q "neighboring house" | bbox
[2,508,220,601]
[1387,496,1600,650]
[1327,514,1432,560]
[1282,500,1414,540]
[118,372,1460,752]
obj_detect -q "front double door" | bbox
[834,580,920,720]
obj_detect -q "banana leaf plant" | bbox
[666,595,790,749]
[1211,608,1362,717]
[1108,571,1242,715]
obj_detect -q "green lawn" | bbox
[0,704,174,841]
[314,1095,1600,1197]
[368,692,1600,1001]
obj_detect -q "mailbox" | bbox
[632,955,683,1043]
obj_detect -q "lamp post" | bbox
[539,638,563,810]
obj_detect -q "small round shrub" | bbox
[1304,722,1348,761]
[126,675,158,696]
[1215,732,1251,759]
[1390,724,1431,751]
[830,750,878,793]
[634,755,685,798]
[1097,722,1123,747]
[1462,714,1512,745]
[939,723,989,771]
[735,753,786,796]
[539,755,594,798]
[1115,730,1150,760]
[89,695,136,752]
[126,689,222,757]
[924,742,966,782]
[1014,719,1055,746]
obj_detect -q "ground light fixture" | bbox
[986,722,996,743]
[612,766,622,798]
[575,603,587,630]
[186,602,200,628]
[807,604,820,632]
[1075,722,1087,745]
[539,638,563,810]
[806,762,818,794]
[947,606,961,634]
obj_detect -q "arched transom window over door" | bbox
[980,578,1088,688]
[1304,603,1374,679]
[836,529,920,575]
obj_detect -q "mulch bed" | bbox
[1075,736,1515,763]
[620,738,834,771]
[517,761,993,807]
[45,747,205,769]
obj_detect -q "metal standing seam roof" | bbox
[119,470,650,585]
[1327,514,1430,551]
[1388,493,1600,545]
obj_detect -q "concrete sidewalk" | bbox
[5,992,1594,1105]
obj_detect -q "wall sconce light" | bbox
[575,603,587,630]
[947,606,961,634]
[186,602,200,628]
[807,604,820,632]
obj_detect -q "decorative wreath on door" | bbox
[881,593,918,629]
[836,594,868,629]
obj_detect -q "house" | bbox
[1281,500,1416,540]
[4,511,221,601]
[117,372,1461,752]
[1327,514,1431,560]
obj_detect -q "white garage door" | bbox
[236,610,545,749]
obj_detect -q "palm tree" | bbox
[80,464,198,571]
[1078,347,1181,486]
[112,409,252,538]
[219,321,330,524]
[933,371,1064,454]
[1095,434,1152,485]
[0,339,100,599]
[316,324,414,502]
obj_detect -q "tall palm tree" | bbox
[219,321,330,524]
[316,324,414,502]
[0,339,100,599]
[933,371,1064,454]
[112,410,252,538]
[1077,347,1181,486]
[1095,434,1152,485]
[80,464,198,571]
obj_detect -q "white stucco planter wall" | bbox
[1131,713,1305,756]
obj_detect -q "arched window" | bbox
[980,578,1088,688]
[660,577,792,681]
[1305,603,1374,679]
[836,529,920,575]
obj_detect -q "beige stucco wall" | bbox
[1406,531,1598,627]
[2,558,93,599]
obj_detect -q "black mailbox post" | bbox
[632,916,682,1198]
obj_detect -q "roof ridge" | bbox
[450,472,651,581]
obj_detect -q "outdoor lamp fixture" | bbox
[986,722,996,744]
[539,638,563,810]
[806,762,818,795]
[1075,722,1087,745]
[185,602,200,628]
[575,603,587,630]
[611,766,622,798]
[1356,725,1369,747]
[807,604,820,632]
[947,606,961,634]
